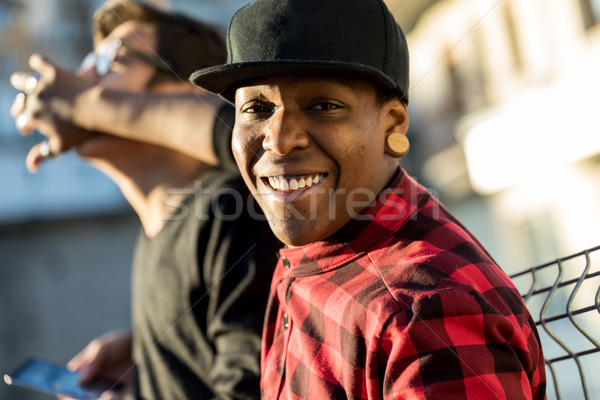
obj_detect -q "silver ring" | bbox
[24,72,40,95]
[16,113,28,128]
[39,141,52,159]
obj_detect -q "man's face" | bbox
[78,20,160,91]
[233,75,406,246]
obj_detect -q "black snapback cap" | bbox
[190,0,409,104]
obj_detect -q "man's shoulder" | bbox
[362,230,526,334]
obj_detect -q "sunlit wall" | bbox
[402,0,600,269]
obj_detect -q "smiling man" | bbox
[232,75,406,246]
[10,1,281,399]
[190,0,547,398]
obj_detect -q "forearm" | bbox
[73,86,225,165]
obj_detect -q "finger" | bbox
[24,71,40,95]
[67,349,91,372]
[10,71,31,91]
[74,346,107,383]
[29,53,56,81]
[99,392,115,400]
[15,111,35,137]
[78,354,105,384]
[25,141,55,173]
[10,93,27,117]
[99,391,125,400]
[67,353,84,371]
[26,143,44,173]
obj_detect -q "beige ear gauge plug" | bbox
[385,133,410,158]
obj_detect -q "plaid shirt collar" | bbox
[278,168,428,277]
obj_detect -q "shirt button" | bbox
[283,313,289,329]
[282,256,291,268]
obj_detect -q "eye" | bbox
[241,102,273,114]
[311,102,341,111]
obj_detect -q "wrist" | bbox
[72,85,103,131]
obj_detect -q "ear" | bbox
[383,100,410,158]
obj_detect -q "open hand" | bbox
[10,54,94,172]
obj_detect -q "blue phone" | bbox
[3,358,123,399]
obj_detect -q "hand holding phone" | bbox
[4,358,123,399]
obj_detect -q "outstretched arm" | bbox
[71,81,227,166]
[10,54,230,170]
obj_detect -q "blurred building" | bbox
[391,0,600,271]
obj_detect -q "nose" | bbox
[262,109,309,155]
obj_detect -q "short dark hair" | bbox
[92,0,226,85]
[376,85,402,106]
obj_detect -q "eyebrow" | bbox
[236,84,277,100]
[235,87,270,110]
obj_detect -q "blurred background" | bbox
[0,0,599,399]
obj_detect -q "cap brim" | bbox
[189,60,398,104]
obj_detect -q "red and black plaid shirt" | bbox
[261,169,546,399]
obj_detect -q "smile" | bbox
[267,174,325,191]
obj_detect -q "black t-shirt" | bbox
[132,167,281,400]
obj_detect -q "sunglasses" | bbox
[80,38,172,76]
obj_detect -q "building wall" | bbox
[0,212,138,400]
[403,0,600,268]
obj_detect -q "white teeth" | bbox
[267,174,324,191]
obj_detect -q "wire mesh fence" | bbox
[510,245,600,400]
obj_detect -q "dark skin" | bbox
[233,75,409,246]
